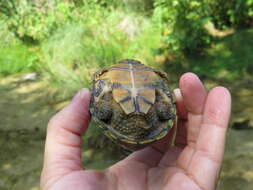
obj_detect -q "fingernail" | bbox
[173,88,182,102]
[72,88,90,102]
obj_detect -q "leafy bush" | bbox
[153,0,253,55]
[122,0,154,13]
[210,0,253,29]
[0,0,82,43]
[83,0,123,8]
[153,0,212,55]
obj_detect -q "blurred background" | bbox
[0,0,253,189]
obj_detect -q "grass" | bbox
[0,21,39,76]
[40,11,163,95]
[0,43,39,76]
[0,4,163,96]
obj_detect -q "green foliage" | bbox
[0,20,38,75]
[210,0,253,29]
[0,0,77,43]
[182,29,253,79]
[0,44,38,75]
[0,0,253,84]
[154,0,213,54]
[82,0,123,8]
[123,0,154,13]
[211,29,253,75]
[153,0,253,55]
[41,11,162,94]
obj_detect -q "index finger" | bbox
[179,73,207,148]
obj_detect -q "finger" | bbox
[175,73,207,172]
[173,88,188,148]
[187,87,231,190]
[41,89,90,186]
[179,73,207,147]
[174,88,188,120]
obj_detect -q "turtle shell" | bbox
[90,59,176,151]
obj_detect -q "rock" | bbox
[22,73,38,81]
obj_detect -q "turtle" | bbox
[89,59,176,151]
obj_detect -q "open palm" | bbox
[41,73,231,190]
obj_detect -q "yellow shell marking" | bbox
[108,63,158,114]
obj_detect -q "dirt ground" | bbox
[0,74,253,190]
[0,75,60,190]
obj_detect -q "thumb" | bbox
[41,88,90,188]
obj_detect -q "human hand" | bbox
[40,73,231,190]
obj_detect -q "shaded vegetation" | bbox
[165,29,253,80]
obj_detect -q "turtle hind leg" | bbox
[92,99,113,124]
[156,101,176,121]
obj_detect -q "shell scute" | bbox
[112,88,135,114]
[137,88,155,114]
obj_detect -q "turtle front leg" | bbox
[155,89,176,121]
[90,79,113,124]
[92,99,113,124]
